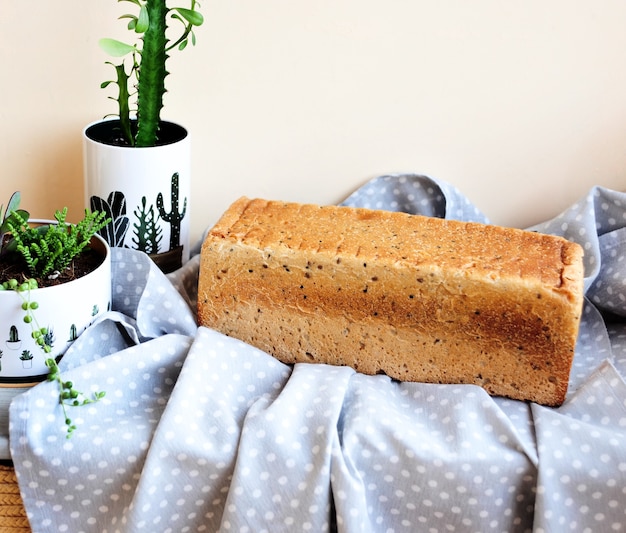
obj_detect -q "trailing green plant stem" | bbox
[46,358,106,439]
[1,193,108,437]
[1,279,52,354]
[2,277,105,438]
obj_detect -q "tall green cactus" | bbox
[135,0,168,147]
[99,1,203,147]
[156,173,187,249]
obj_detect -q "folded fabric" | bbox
[9,174,626,532]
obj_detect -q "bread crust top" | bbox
[208,196,584,302]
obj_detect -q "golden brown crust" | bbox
[198,197,585,406]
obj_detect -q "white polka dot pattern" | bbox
[8,175,626,532]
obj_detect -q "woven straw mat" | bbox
[0,464,30,532]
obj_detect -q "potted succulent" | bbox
[83,0,203,273]
[0,192,110,436]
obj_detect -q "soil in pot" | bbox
[0,242,105,288]
[85,119,188,147]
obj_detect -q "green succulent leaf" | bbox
[99,38,136,57]
[118,14,138,30]
[7,192,21,215]
[1,192,22,228]
[172,8,204,26]
[135,4,149,33]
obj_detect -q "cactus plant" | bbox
[132,196,163,254]
[99,0,203,147]
[7,325,20,344]
[156,173,187,250]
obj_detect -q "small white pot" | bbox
[83,119,191,273]
[0,235,111,383]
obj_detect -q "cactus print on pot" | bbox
[83,119,191,273]
[90,172,187,272]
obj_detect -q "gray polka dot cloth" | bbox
[8,174,626,532]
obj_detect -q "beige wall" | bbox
[2,1,625,244]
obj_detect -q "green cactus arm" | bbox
[111,63,134,146]
[99,40,137,146]
[135,0,168,147]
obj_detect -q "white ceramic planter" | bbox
[83,119,191,273]
[0,235,111,383]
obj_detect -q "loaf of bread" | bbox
[197,197,584,406]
